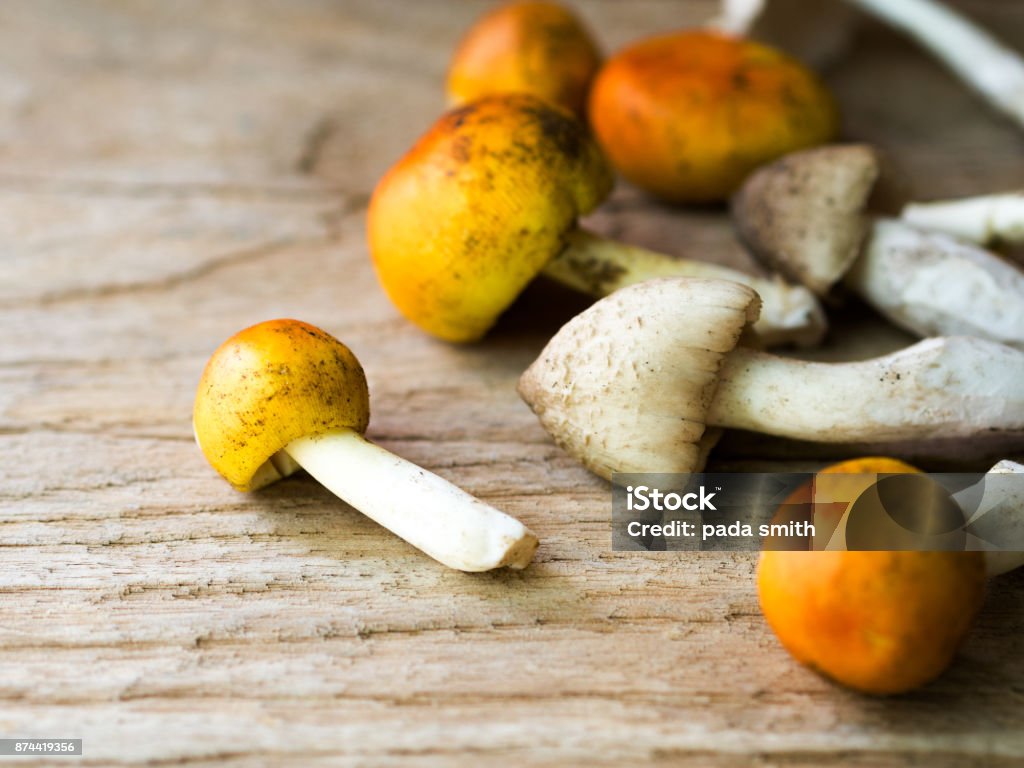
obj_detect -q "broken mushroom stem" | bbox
[194,319,538,572]
[544,229,825,347]
[902,191,1024,245]
[518,278,1024,482]
[283,431,537,572]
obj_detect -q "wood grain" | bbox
[2,1,1023,765]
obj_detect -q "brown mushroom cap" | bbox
[732,144,881,295]
[518,278,761,481]
[193,319,370,491]
[368,94,613,342]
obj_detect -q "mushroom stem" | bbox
[283,429,538,572]
[542,228,826,347]
[707,337,1024,443]
[845,218,1024,348]
[847,0,1024,129]
[955,459,1024,577]
[902,192,1024,245]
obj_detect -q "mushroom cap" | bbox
[518,278,761,481]
[368,94,613,342]
[732,144,880,295]
[588,30,839,203]
[759,545,985,694]
[446,1,602,116]
[193,319,370,492]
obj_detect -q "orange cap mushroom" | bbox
[368,93,826,346]
[194,319,538,571]
[758,457,987,695]
[447,0,602,116]
[588,30,839,202]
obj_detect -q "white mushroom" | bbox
[733,144,1024,349]
[518,278,1024,481]
[715,0,1024,129]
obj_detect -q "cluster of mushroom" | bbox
[370,2,843,347]
[193,0,1024,693]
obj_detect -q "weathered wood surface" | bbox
[2,1,1024,765]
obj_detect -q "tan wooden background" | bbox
[2,1,1023,765]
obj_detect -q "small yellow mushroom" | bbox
[194,319,538,571]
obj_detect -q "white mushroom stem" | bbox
[716,0,1024,129]
[849,0,1024,129]
[845,218,1024,349]
[954,460,1024,577]
[543,229,826,347]
[707,336,1024,443]
[902,192,1024,245]
[283,429,538,572]
[713,0,859,68]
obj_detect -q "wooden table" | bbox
[2,1,1023,765]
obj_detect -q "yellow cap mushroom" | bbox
[194,319,538,571]
[368,93,826,346]
[194,319,369,491]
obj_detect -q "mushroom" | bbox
[760,534,986,693]
[758,454,1024,694]
[368,93,825,346]
[732,144,1024,349]
[714,0,1024,130]
[446,0,602,116]
[193,319,538,572]
[902,191,1024,245]
[517,278,1024,481]
[587,30,839,203]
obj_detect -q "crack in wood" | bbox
[3,238,316,309]
[295,116,338,175]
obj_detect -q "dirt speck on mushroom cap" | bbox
[193,319,370,491]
